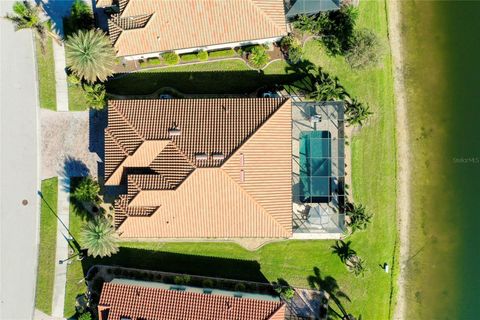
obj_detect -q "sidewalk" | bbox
[51,177,70,318]
[53,41,69,112]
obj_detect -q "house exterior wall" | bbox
[121,36,283,61]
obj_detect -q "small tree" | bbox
[81,216,119,258]
[73,177,100,203]
[64,0,94,34]
[4,1,60,53]
[247,45,270,68]
[65,29,116,83]
[317,5,358,55]
[83,83,107,110]
[346,29,385,70]
[275,285,295,300]
[345,99,373,126]
[345,203,372,233]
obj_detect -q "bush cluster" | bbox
[208,48,236,58]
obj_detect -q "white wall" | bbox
[121,36,284,61]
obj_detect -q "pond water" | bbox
[401,0,480,318]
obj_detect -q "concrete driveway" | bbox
[40,109,103,180]
[0,2,40,319]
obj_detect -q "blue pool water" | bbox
[299,131,331,203]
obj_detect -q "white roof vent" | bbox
[168,128,181,136]
[195,153,208,161]
[212,153,225,161]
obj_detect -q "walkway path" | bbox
[53,42,69,112]
[0,2,40,319]
[51,177,70,318]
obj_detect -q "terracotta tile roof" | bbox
[105,0,287,57]
[99,282,285,320]
[105,98,292,238]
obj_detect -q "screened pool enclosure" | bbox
[292,101,346,236]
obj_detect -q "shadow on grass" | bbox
[106,70,305,96]
[308,266,353,320]
[80,248,269,283]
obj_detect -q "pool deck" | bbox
[291,101,345,238]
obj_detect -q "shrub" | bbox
[83,83,107,110]
[202,279,214,288]
[208,48,236,58]
[234,283,246,292]
[78,311,92,320]
[345,203,372,233]
[180,53,198,62]
[139,57,161,68]
[174,275,191,285]
[346,29,385,69]
[197,50,208,61]
[73,177,100,203]
[162,51,180,65]
[292,14,320,34]
[280,35,303,64]
[247,45,270,68]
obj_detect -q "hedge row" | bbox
[138,48,239,68]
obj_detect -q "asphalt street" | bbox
[0,1,40,319]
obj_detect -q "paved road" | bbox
[0,1,40,319]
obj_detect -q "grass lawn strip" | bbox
[65,2,397,319]
[35,178,58,315]
[35,38,56,110]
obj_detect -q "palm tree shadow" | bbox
[331,240,356,264]
[307,267,351,319]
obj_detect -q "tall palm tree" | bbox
[345,99,373,126]
[65,29,116,83]
[81,216,119,258]
[4,1,59,53]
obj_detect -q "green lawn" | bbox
[66,1,397,319]
[35,178,58,315]
[35,38,57,110]
[68,84,89,111]
[106,59,302,95]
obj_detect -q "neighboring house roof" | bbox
[286,0,341,17]
[98,282,286,320]
[104,0,288,57]
[105,98,292,238]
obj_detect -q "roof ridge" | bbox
[266,302,286,320]
[248,0,287,35]
[110,102,145,141]
[218,168,290,236]
[105,128,129,156]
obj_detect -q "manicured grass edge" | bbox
[35,178,58,314]
[35,37,57,111]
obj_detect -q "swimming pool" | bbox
[299,131,331,203]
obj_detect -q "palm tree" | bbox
[345,99,373,126]
[81,216,119,258]
[83,83,107,110]
[4,1,59,53]
[345,255,365,277]
[73,177,100,203]
[65,29,116,83]
[307,68,346,101]
[345,203,372,234]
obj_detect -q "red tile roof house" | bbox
[95,0,288,61]
[98,278,286,320]
[105,98,293,240]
